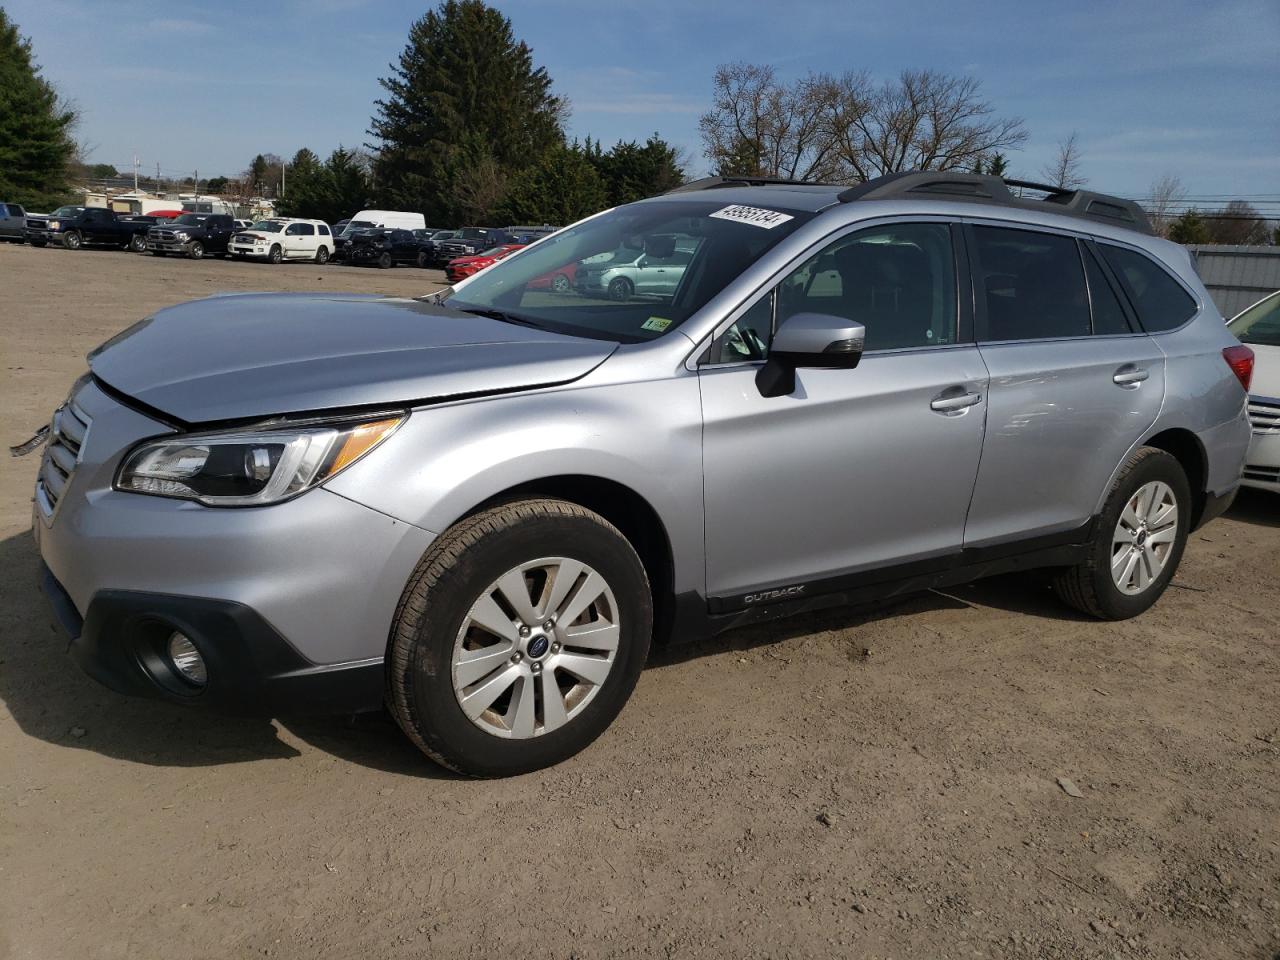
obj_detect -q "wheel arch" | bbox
[1141,427,1208,528]
[460,474,678,645]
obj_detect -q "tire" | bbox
[63,231,82,251]
[387,498,653,777]
[268,244,282,265]
[128,234,146,253]
[1052,447,1191,620]
[552,272,571,293]
[188,241,204,260]
[416,251,430,268]
[315,246,330,265]
[607,276,633,301]
[378,252,393,269]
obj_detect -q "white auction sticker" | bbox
[708,204,795,229]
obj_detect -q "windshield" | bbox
[52,206,85,217]
[341,220,376,236]
[432,230,457,239]
[174,214,208,226]
[249,220,284,233]
[1229,290,1280,348]
[446,199,815,342]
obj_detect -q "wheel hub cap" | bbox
[451,557,620,739]
[1110,480,1178,596]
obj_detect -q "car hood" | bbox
[88,293,618,423]
[1248,341,1280,398]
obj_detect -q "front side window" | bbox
[446,199,815,343]
[287,223,315,236]
[6,204,22,216]
[1098,244,1197,332]
[972,226,1089,341]
[1229,290,1280,347]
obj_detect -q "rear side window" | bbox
[1098,244,1196,331]
[1082,246,1132,335]
[287,223,315,236]
[971,226,1090,341]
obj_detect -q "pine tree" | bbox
[1167,210,1211,245]
[590,134,685,205]
[0,8,77,208]
[368,0,565,224]
[501,143,607,226]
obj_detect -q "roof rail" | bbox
[665,175,830,194]
[836,171,1154,235]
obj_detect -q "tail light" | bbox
[1222,345,1254,393]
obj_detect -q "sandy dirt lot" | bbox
[1,242,1277,960]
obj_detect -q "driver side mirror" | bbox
[755,312,865,398]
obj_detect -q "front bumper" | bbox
[229,243,269,258]
[32,379,435,714]
[147,239,193,253]
[1242,431,1280,493]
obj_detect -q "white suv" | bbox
[229,218,333,264]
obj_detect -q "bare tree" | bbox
[1206,200,1270,245]
[1144,173,1187,237]
[453,156,509,224]
[699,63,840,181]
[1040,131,1086,189]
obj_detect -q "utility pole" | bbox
[194,169,199,195]
[132,153,140,191]
[281,162,286,198]
[156,162,161,194]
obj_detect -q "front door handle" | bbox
[1113,365,1150,387]
[930,390,983,413]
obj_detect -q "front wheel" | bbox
[188,241,204,260]
[63,231,82,250]
[268,244,282,264]
[1052,447,1190,620]
[607,276,633,301]
[315,246,329,264]
[378,252,393,269]
[387,499,653,777]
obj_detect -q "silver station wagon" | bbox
[29,171,1254,776]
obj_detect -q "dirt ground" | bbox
[1,241,1277,960]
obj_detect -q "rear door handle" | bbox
[930,390,983,413]
[1113,365,1149,387]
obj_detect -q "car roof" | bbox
[644,183,842,214]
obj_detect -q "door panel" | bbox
[700,347,988,599]
[964,337,1165,547]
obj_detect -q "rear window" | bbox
[1098,244,1197,331]
[971,226,1090,341]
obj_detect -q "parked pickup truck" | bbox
[41,206,153,252]
[146,213,237,259]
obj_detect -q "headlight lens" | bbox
[173,231,189,240]
[116,415,404,506]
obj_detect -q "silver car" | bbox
[574,237,696,300]
[28,172,1253,776]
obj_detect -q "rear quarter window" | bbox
[1098,244,1197,332]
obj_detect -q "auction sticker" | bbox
[709,204,795,229]
[641,316,672,332]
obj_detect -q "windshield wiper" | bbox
[457,306,546,331]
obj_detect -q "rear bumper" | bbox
[41,566,385,715]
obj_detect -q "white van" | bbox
[345,209,425,233]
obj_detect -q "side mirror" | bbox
[755,312,865,398]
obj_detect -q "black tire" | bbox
[416,251,430,268]
[378,252,393,269]
[552,272,571,293]
[1052,447,1191,620]
[608,276,633,301]
[268,244,282,264]
[188,241,204,260]
[387,498,653,777]
[128,234,146,253]
[63,231,82,250]
[315,246,330,264]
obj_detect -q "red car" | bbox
[445,244,524,283]
[528,260,577,292]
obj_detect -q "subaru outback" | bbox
[27,171,1253,776]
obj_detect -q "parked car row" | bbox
[3,199,558,277]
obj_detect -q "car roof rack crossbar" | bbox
[836,171,1154,235]
[665,175,831,194]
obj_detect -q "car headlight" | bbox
[173,231,189,240]
[49,220,60,229]
[116,415,404,506]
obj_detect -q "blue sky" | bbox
[6,0,1278,202]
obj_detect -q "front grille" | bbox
[1247,397,1280,436]
[26,218,46,230]
[35,398,92,521]
[150,228,177,242]
[1243,464,1280,484]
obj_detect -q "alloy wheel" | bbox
[451,557,620,739]
[1111,480,1178,595]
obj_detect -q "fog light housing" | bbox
[167,632,207,686]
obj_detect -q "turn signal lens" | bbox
[1222,345,1254,393]
[328,418,402,475]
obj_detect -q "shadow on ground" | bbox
[1226,487,1280,528]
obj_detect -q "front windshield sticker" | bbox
[641,317,672,332]
[709,204,795,230]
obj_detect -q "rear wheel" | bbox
[268,244,283,264]
[416,251,430,268]
[1052,447,1190,620]
[387,499,652,777]
[552,272,571,293]
[127,234,146,253]
[378,252,393,269]
[315,246,330,264]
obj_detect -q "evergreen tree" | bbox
[501,143,607,225]
[1167,210,1211,245]
[0,7,77,208]
[277,147,372,224]
[590,134,685,205]
[368,0,565,224]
